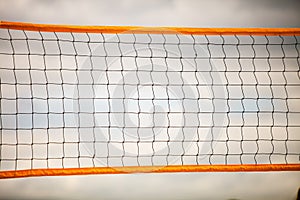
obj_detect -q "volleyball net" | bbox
[0,21,300,178]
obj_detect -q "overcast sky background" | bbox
[0,0,300,200]
[0,0,300,27]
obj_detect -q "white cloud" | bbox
[0,0,299,26]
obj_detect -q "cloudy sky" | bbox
[0,0,300,200]
[0,0,300,27]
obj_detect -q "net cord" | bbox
[1,21,300,35]
[0,164,300,179]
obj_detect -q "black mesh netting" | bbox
[0,28,299,171]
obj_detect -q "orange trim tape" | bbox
[0,164,299,179]
[1,21,300,35]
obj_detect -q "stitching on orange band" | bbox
[1,21,300,35]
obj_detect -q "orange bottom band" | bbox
[0,164,299,179]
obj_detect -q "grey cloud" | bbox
[237,0,300,10]
[0,0,300,27]
[0,172,300,199]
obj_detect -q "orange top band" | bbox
[1,21,300,35]
[1,164,300,179]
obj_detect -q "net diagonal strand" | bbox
[0,23,300,178]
